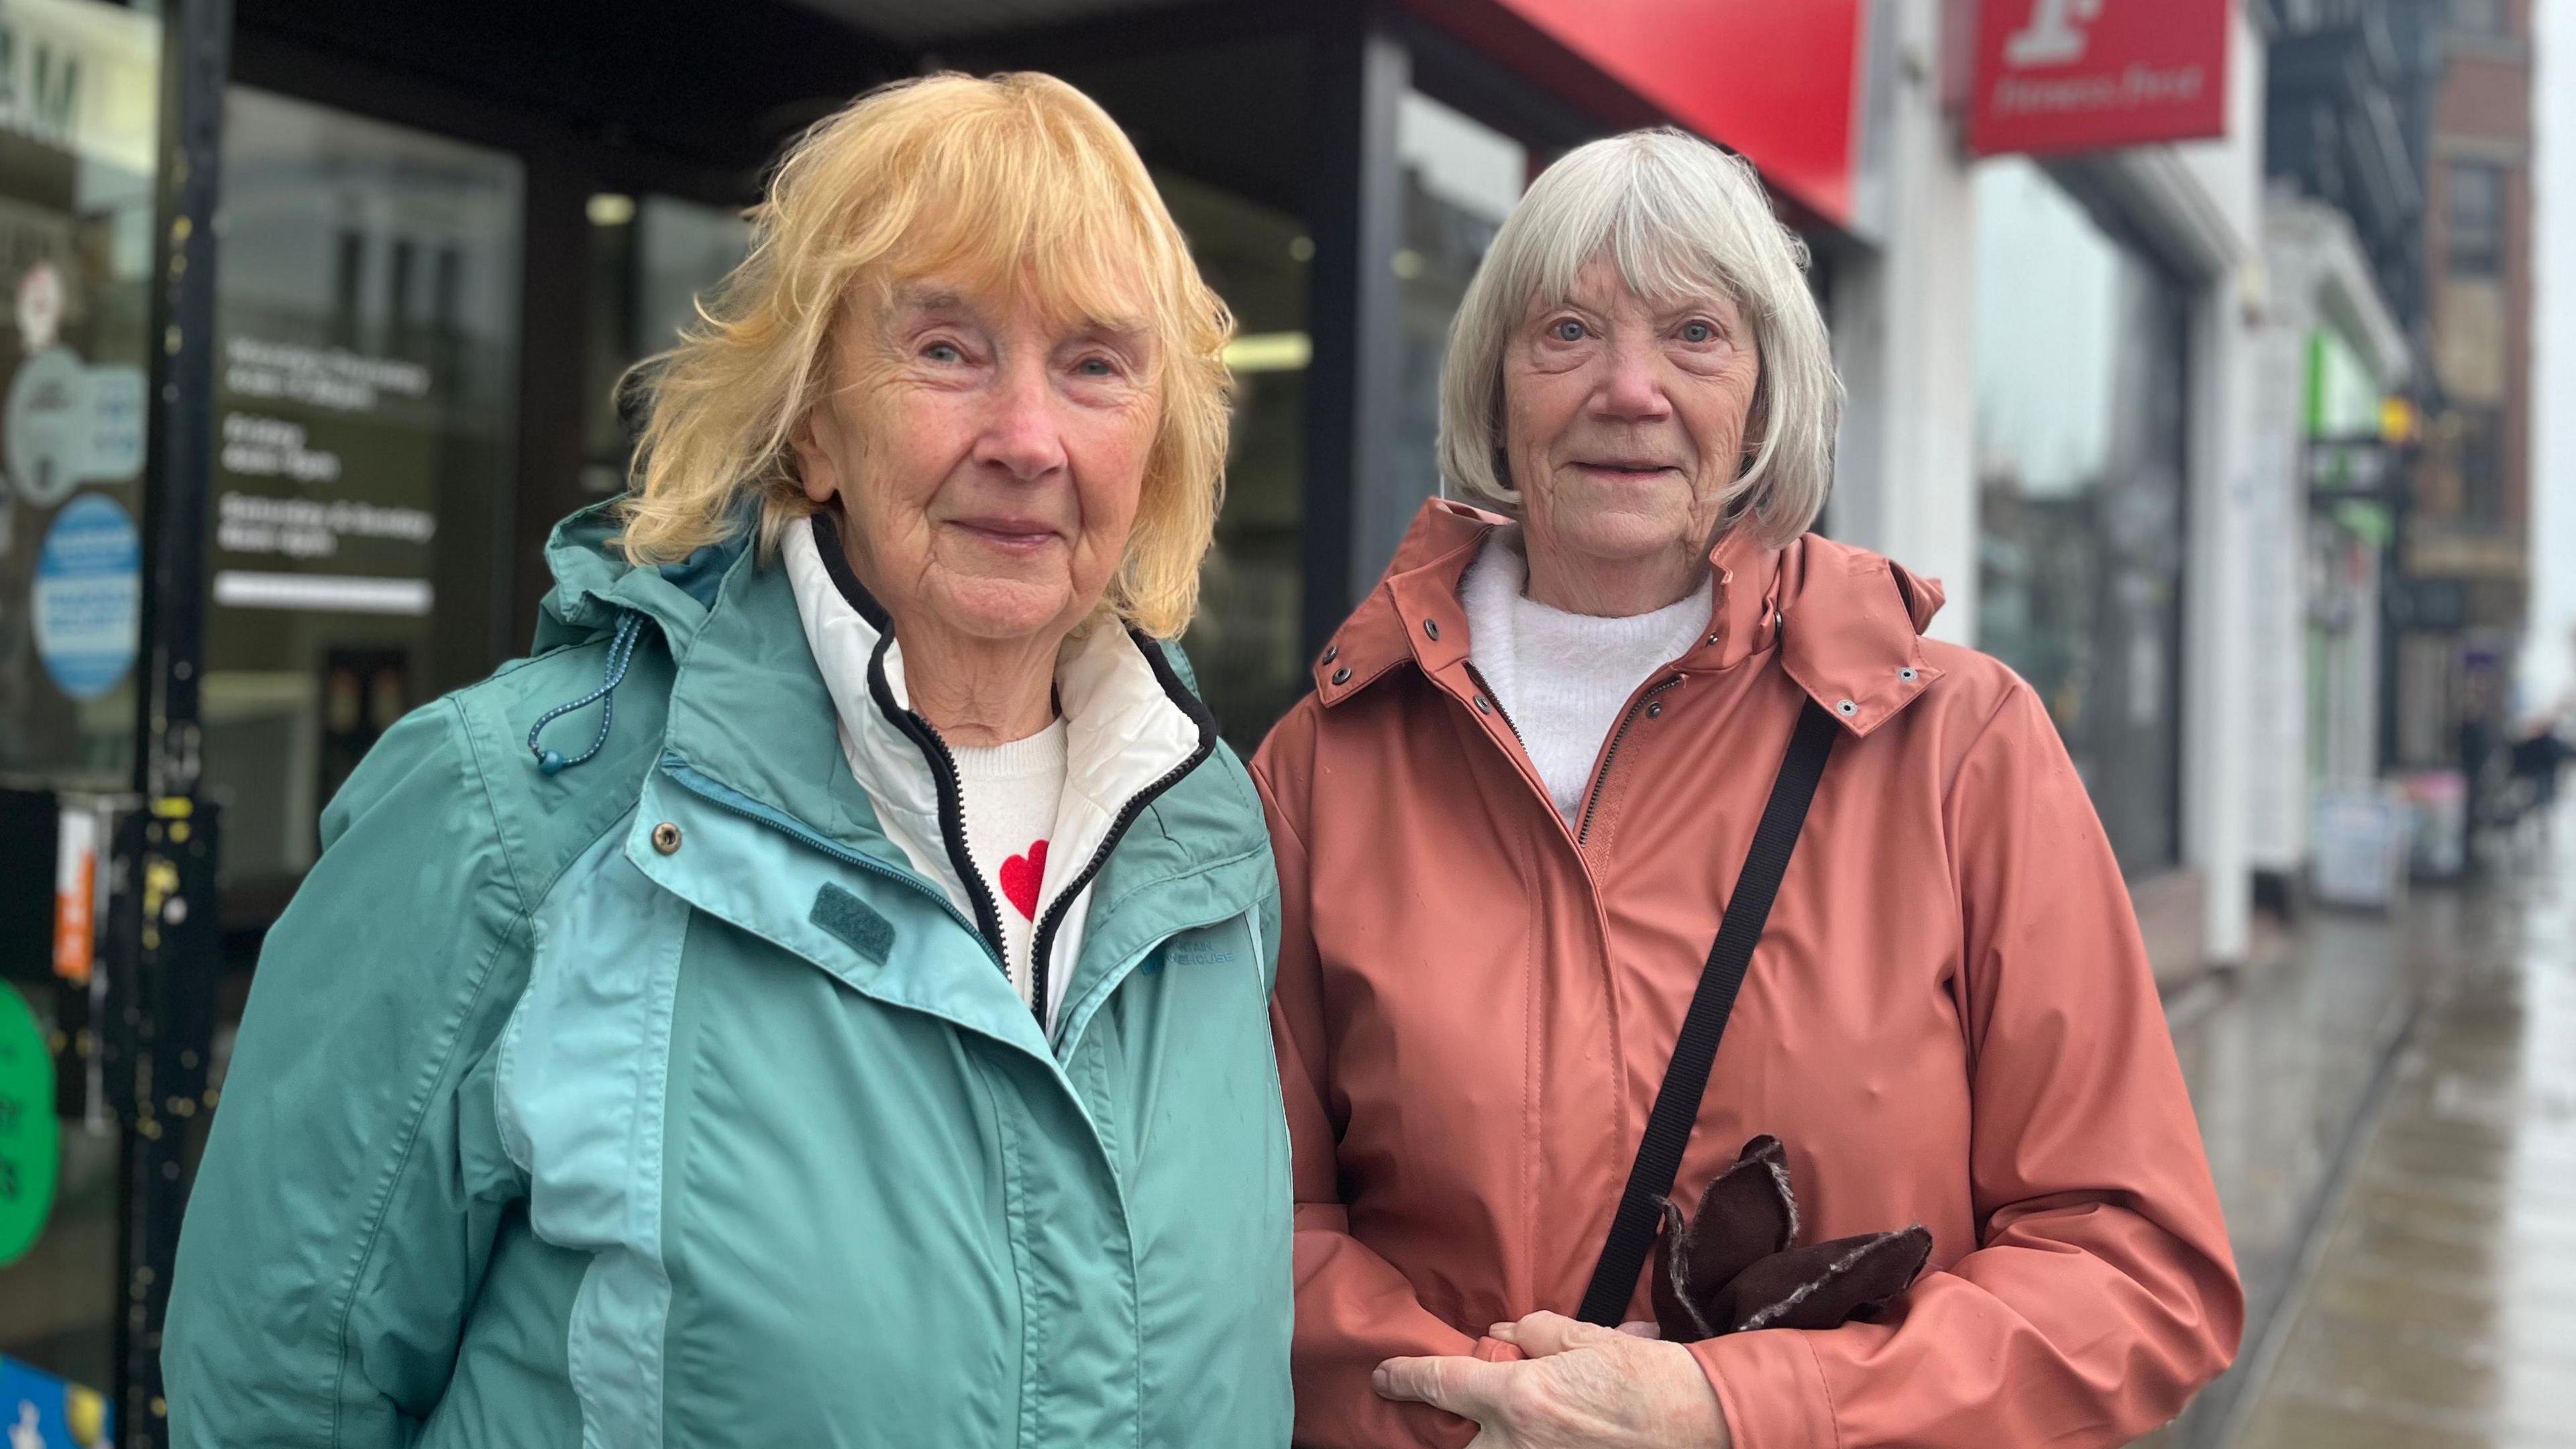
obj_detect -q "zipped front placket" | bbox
[1576,675,1684,845]
[883,704,1013,964]
[1028,634,1219,1034]
[1463,660,1529,752]
[1027,727,1215,1032]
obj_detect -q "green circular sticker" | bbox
[0,982,58,1269]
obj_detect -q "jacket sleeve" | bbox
[1252,750,1515,1449]
[1693,682,2244,1449]
[166,700,533,1448]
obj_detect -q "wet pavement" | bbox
[2212,812,2576,1448]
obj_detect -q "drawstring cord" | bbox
[527,612,645,775]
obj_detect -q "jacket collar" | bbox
[1316,497,1945,737]
[780,512,1222,1031]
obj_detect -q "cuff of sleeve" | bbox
[1690,1331,1835,1449]
[1470,1336,1524,1363]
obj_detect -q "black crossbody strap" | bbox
[1576,698,1841,1326]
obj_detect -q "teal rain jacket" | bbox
[164,506,1293,1447]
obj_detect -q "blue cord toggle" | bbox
[527,612,644,775]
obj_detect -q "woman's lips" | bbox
[948,519,1061,554]
[1572,461,1680,478]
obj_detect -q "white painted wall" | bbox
[2177,7,2267,965]
[1831,0,1980,646]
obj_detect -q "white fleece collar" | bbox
[780,517,1208,1032]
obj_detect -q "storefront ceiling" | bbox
[786,0,1216,46]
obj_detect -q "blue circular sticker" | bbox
[32,492,140,700]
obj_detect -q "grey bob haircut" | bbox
[1438,128,1840,547]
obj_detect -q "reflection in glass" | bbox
[1158,171,1307,751]
[200,88,522,894]
[1972,158,2187,873]
[1389,91,1526,527]
[0,0,160,790]
[584,194,750,495]
[0,0,162,1405]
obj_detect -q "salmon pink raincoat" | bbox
[1253,500,2242,1448]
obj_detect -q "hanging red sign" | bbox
[1970,0,2232,158]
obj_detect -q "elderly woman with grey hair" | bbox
[1254,130,2240,1447]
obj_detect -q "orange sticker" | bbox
[52,807,97,985]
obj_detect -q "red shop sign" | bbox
[1434,0,1865,227]
[1970,0,2231,157]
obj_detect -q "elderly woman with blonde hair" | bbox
[165,73,1290,1447]
[1256,129,2241,1447]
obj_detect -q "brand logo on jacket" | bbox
[1972,0,2231,158]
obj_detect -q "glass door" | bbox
[199,87,523,903]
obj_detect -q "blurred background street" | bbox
[0,1,2567,1446]
[2229,814,2576,1448]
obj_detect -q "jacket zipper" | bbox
[659,759,1002,969]
[1576,675,1684,846]
[884,706,1013,967]
[1462,661,1529,752]
[1026,723,1216,1032]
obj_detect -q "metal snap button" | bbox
[1332,667,1352,686]
[1424,619,1440,641]
[1322,643,1339,664]
[1646,702,1664,719]
[1473,694,1492,715]
[1898,667,1919,682]
[1835,699,1858,716]
[651,822,683,855]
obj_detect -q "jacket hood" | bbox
[1314,498,1946,737]
[534,497,748,655]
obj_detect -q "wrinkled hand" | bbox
[1373,1311,1732,1448]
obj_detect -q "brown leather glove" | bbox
[1650,1135,1934,1341]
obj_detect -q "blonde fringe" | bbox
[616,72,1234,639]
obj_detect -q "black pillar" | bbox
[112,0,232,1443]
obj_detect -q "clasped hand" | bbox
[1373,1311,1733,1448]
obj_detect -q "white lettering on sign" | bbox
[1992,61,2205,116]
[219,412,342,482]
[215,489,435,560]
[223,337,431,414]
[2004,0,2104,68]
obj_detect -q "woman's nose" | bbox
[974,357,1070,480]
[1593,342,1672,421]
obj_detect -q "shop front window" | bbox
[1158,171,1309,751]
[1387,89,1526,521]
[199,88,523,906]
[582,192,751,496]
[0,0,162,1414]
[1972,158,2188,873]
[0,0,159,791]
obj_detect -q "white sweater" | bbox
[1460,535,1713,825]
[951,724,1069,1006]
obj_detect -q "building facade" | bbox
[2392,0,2533,791]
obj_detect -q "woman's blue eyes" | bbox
[918,341,1119,376]
[1546,319,1721,344]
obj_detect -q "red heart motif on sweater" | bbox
[999,841,1048,920]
